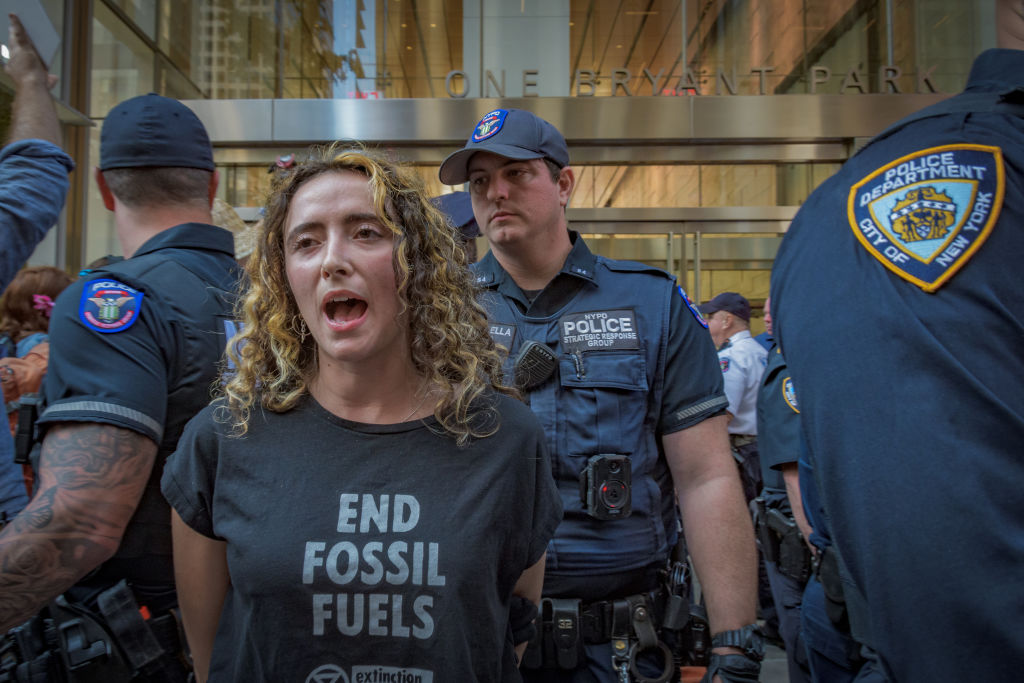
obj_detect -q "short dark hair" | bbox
[543,158,564,182]
[102,167,213,209]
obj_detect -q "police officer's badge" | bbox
[848,143,1004,292]
[79,279,144,333]
[472,109,508,142]
[782,377,799,414]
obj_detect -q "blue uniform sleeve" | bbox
[660,290,728,434]
[39,277,169,443]
[0,140,75,290]
[161,405,220,540]
[758,352,802,472]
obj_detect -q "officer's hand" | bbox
[700,653,760,683]
[4,14,57,89]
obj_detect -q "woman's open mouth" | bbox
[324,295,367,326]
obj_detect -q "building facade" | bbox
[2,0,996,321]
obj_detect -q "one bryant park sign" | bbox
[441,64,944,98]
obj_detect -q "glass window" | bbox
[108,0,157,39]
[91,1,154,117]
[157,54,203,100]
[569,163,831,208]
[84,127,120,266]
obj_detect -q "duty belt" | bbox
[729,434,757,447]
[524,595,675,682]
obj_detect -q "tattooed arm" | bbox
[0,422,157,631]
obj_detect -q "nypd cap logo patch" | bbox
[782,377,799,414]
[79,279,143,333]
[678,286,708,328]
[472,109,509,142]
[849,143,1004,292]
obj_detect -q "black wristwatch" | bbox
[711,624,765,662]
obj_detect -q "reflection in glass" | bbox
[91,1,154,117]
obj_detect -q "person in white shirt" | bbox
[700,292,777,642]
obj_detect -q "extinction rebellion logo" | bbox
[848,144,1004,292]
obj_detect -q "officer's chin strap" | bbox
[610,595,674,683]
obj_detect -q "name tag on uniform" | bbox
[488,322,516,350]
[848,143,1003,292]
[560,309,640,352]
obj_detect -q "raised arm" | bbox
[0,14,74,289]
[0,422,156,631]
[171,510,229,683]
[5,13,60,146]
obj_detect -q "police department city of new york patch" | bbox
[719,357,730,373]
[782,377,799,414]
[79,279,144,333]
[848,144,1004,292]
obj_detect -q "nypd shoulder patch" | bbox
[782,377,799,414]
[720,357,730,373]
[848,143,1004,292]
[472,109,509,142]
[678,286,708,328]
[79,279,144,334]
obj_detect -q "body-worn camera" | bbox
[579,454,632,520]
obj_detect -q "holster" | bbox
[751,498,780,564]
[756,498,811,582]
[13,394,41,466]
[777,523,812,583]
[816,546,850,629]
[0,583,187,683]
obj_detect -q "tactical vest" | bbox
[476,257,677,576]
[81,247,238,592]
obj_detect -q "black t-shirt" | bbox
[162,391,562,682]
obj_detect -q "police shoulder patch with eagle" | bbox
[78,279,144,333]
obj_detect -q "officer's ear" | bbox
[557,166,575,209]
[95,168,115,212]
[208,170,220,209]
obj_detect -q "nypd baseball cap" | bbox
[698,292,752,322]
[439,108,569,185]
[99,93,215,171]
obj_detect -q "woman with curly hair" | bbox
[162,146,561,682]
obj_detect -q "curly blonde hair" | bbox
[222,145,513,445]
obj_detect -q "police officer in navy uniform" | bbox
[0,93,240,681]
[753,298,811,683]
[772,1,1024,678]
[440,109,761,683]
